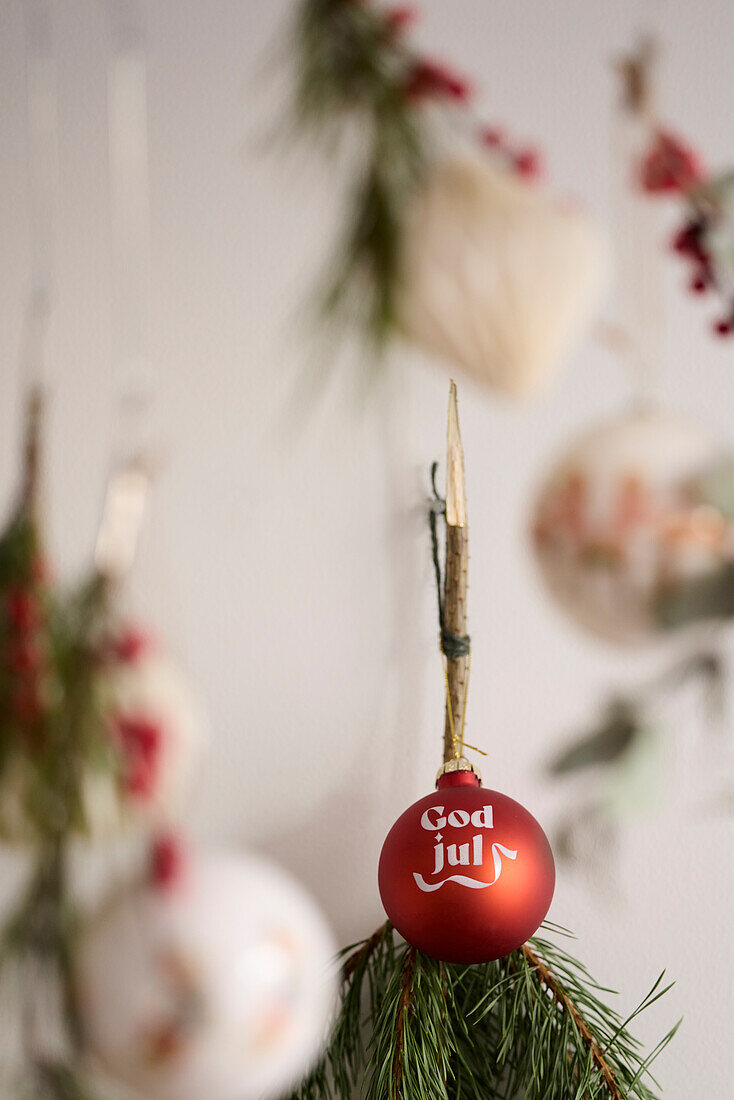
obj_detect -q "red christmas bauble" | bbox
[378,769,555,963]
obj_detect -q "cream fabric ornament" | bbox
[397,153,608,397]
[76,850,337,1100]
[530,406,734,645]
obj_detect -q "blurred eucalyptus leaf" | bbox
[655,564,734,629]
[690,650,726,725]
[548,698,640,776]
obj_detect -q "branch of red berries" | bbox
[376,2,543,177]
[641,129,734,336]
[2,578,170,825]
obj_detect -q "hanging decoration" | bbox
[396,151,607,397]
[291,384,678,1100]
[286,0,607,395]
[379,384,554,962]
[75,847,336,1100]
[4,8,340,1100]
[619,39,734,335]
[76,613,202,838]
[529,42,734,647]
[652,150,734,334]
[530,405,734,646]
[379,778,555,963]
[526,40,734,873]
[0,544,202,842]
[0,442,202,844]
[0,371,204,1100]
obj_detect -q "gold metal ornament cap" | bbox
[435,756,482,786]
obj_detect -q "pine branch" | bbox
[520,943,624,1100]
[366,942,456,1100]
[285,0,468,362]
[390,948,416,1100]
[341,921,390,984]
[290,924,677,1100]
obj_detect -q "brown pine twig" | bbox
[391,947,417,1100]
[520,942,625,1100]
[341,921,389,984]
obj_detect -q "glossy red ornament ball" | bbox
[378,769,555,963]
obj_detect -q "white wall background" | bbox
[1,1,733,1095]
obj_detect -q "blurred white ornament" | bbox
[76,849,337,1100]
[530,406,734,644]
[396,152,608,397]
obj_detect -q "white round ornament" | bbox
[76,850,337,1100]
[530,406,734,644]
[396,151,608,398]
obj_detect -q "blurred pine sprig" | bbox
[0,508,113,1097]
[287,0,468,354]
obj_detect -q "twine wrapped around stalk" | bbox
[430,384,484,770]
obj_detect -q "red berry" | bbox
[5,588,39,632]
[672,222,704,257]
[125,757,157,797]
[689,273,709,294]
[671,228,690,253]
[30,557,49,585]
[114,713,163,799]
[112,627,150,663]
[713,318,732,336]
[641,131,706,194]
[673,226,695,254]
[10,679,43,725]
[404,59,472,103]
[6,637,42,674]
[384,5,417,34]
[479,125,505,149]
[514,147,543,180]
[149,833,186,890]
[115,714,162,754]
[139,722,161,758]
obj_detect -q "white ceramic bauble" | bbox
[76,850,337,1100]
[530,406,734,644]
[396,152,608,398]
